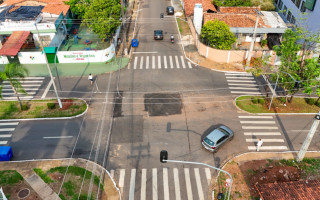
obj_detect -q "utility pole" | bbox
[34,23,62,108]
[246,9,263,69]
[297,112,320,162]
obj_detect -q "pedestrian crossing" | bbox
[238,115,288,151]
[110,167,212,200]
[129,55,194,70]
[1,77,45,100]
[225,72,262,95]
[0,122,19,145]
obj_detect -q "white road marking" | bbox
[175,56,180,69]
[169,56,174,68]
[0,141,8,145]
[239,116,273,119]
[2,92,36,95]
[229,87,260,90]
[164,56,168,69]
[3,84,41,88]
[133,51,158,54]
[140,56,144,69]
[119,169,125,188]
[194,168,204,200]
[231,91,262,94]
[152,56,155,69]
[43,136,73,139]
[3,80,43,83]
[163,168,169,200]
[228,83,257,86]
[226,76,254,79]
[129,169,136,200]
[248,146,288,150]
[188,62,192,68]
[152,168,158,200]
[205,168,211,186]
[146,56,149,69]
[242,126,278,129]
[227,80,256,83]
[246,139,285,142]
[0,128,15,132]
[158,56,161,69]
[2,88,38,91]
[0,134,12,138]
[173,168,181,200]
[244,132,282,136]
[110,170,115,178]
[13,77,45,80]
[141,169,147,200]
[3,96,34,100]
[0,122,19,126]
[225,73,251,76]
[180,56,186,68]
[240,121,276,124]
[134,57,138,69]
[184,168,193,200]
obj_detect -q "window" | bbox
[295,0,302,8]
[283,5,288,15]
[287,11,292,21]
[278,0,283,9]
[291,15,296,24]
[300,1,306,12]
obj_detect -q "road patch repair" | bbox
[144,93,182,116]
[113,91,123,118]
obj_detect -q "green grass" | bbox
[33,168,54,183]
[63,180,76,196]
[277,158,320,178]
[0,170,23,185]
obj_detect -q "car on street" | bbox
[166,6,174,15]
[154,30,163,40]
[201,125,234,152]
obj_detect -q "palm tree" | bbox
[0,63,29,110]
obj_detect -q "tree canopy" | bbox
[200,20,237,50]
[212,0,251,7]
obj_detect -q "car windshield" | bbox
[204,137,214,146]
[218,128,230,136]
[155,31,162,34]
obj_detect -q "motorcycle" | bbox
[170,36,174,44]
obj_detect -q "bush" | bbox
[258,98,265,105]
[251,97,258,104]
[315,101,320,107]
[279,97,286,103]
[261,39,267,47]
[47,103,56,109]
[21,104,29,111]
[261,1,275,11]
[305,98,316,105]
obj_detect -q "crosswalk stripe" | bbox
[110,170,115,178]
[140,56,144,69]
[227,80,256,83]
[158,56,161,69]
[205,168,211,186]
[152,56,156,69]
[0,134,12,138]
[141,169,146,200]
[194,168,204,200]
[0,122,19,126]
[0,141,8,145]
[134,57,138,69]
[169,56,173,69]
[2,92,36,95]
[3,84,41,87]
[225,73,252,76]
[229,87,259,90]
[239,116,273,119]
[9,77,45,80]
[231,91,262,94]
[246,139,284,142]
[244,132,281,136]
[226,76,254,79]
[163,168,169,200]
[0,128,15,132]
[164,56,168,69]
[184,168,193,200]
[228,83,258,86]
[188,62,192,68]
[240,121,276,124]
[3,96,34,100]
[248,146,288,150]
[3,80,43,83]
[2,88,38,91]
[119,169,125,188]
[152,168,158,200]
[242,126,278,129]
[175,56,180,69]
[146,56,149,69]
[180,56,186,68]
[173,168,181,200]
[129,169,136,200]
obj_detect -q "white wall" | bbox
[18,52,47,64]
[0,55,9,64]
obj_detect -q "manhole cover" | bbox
[18,188,30,199]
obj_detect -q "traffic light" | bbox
[160,150,168,163]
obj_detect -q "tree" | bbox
[200,20,237,50]
[273,27,320,103]
[212,0,251,6]
[0,63,29,110]
[82,0,122,38]
[64,0,90,19]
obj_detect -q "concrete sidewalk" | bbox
[0,158,120,200]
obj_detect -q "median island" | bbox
[0,99,87,119]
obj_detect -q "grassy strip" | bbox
[176,18,190,35]
[33,168,54,183]
[48,166,103,189]
[0,99,87,119]
[0,170,23,185]
[279,158,320,178]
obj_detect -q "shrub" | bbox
[261,39,267,47]
[305,98,316,105]
[21,104,29,111]
[279,97,286,103]
[47,102,56,109]
[258,98,265,105]
[251,97,258,104]
[315,101,320,107]
[261,1,275,11]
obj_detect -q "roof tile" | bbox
[183,0,217,16]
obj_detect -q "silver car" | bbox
[201,125,234,152]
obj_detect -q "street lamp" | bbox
[160,150,233,200]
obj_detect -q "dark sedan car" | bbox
[201,125,234,152]
[166,6,174,15]
[154,30,163,40]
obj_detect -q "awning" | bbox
[0,31,30,56]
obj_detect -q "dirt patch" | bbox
[2,181,40,200]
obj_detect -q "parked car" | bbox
[166,6,174,15]
[154,30,163,40]
[201,125,234,152]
